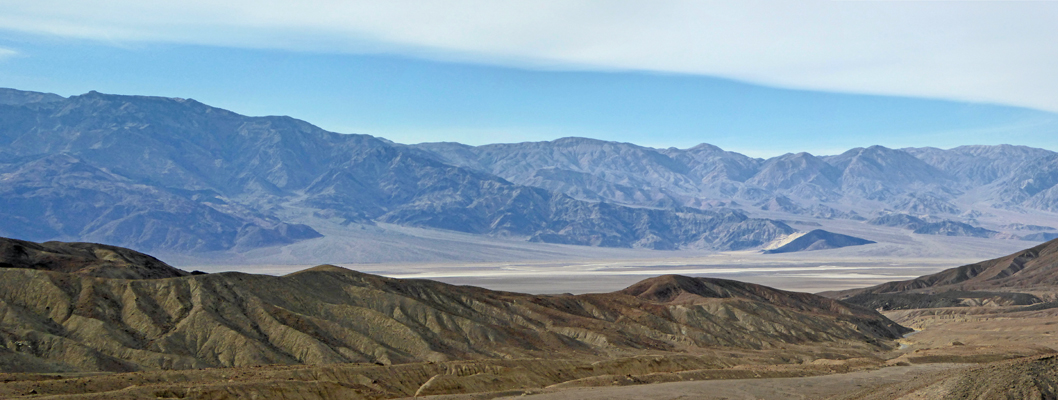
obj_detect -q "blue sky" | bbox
[1,1,1057,157]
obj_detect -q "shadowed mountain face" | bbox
[867,213,1001,238]
[867,214,928,230]
[0,237,188,279]
[0,239,907,373]
[911,221,999,238]
[0,88,793,252]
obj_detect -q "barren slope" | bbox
[0,237,188,279]
[837,355,1058,400]
[0,240,906,374]
[826,238,1058,301]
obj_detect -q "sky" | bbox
[0,1,1056,157]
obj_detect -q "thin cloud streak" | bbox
[1,1,1056,112]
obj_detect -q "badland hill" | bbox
[827,238,1058,310]
[0,237,187,279]
[0,237,905,374]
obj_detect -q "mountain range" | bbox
[415,138,1058,216]
[2,87,1057,256]
[0,88,794,253]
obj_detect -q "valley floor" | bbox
[160,217,1044,294]
[469,303,1058,400]
[478,363,969,400]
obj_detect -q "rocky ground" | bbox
[4,296,1053,400]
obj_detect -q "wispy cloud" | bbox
[1,1,1057,112]
[0,47,17,60]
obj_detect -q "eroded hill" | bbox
[0,238,906,374]
[0,237,188,279]
[824,238,1058,310]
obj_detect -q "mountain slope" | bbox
[905,144,1057,186]
[0,237,188,279]
[746,152,842,202]
[415,137,708,208]
[0,88,64,106]
[824,146,955,202]
[5,87,1058,257]
[0,89,792,252]
[0,153,322,251]
[828,238,1058,299]
[412,135,1058,226]
[0,239,907,373]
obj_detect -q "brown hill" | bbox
[0,241,906,373]
[0,237,188,279]
[826,238,1058,302]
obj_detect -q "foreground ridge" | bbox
[0,237,906,374]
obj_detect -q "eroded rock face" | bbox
[0,248,907,373]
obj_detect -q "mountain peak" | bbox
[620,275,737,303]
[686,143,725,153]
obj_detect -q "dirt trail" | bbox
[442,364,967,400]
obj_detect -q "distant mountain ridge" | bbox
[413,138,1058,221]
[2,87,1056,256]
[0,88,795,253]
